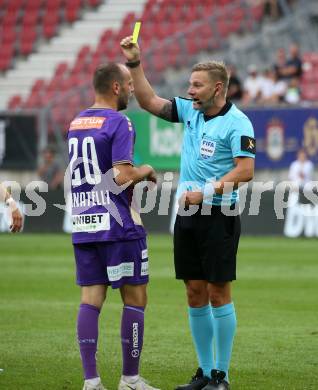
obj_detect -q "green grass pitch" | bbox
[0,234,317,389]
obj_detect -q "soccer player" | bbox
[120,38,255,390]
[67,63,160,390]
[0,183,23,232]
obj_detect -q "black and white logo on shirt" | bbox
[200,138,216,159]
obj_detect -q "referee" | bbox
[120,37,255,390]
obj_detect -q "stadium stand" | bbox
[302,52,318,101]
[0,0,102,72]
[5,0,266,114]
[0,0,144,108]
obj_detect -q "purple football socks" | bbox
[121,305,145,376]
[77,303,100,380]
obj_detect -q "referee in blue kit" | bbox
[121,36,255,390]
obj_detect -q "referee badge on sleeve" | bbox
[241,136,256,154]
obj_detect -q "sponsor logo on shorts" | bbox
[72,213,110,233]
[141,261,149,276]
[141,249,148,259]
[107,262,134,281]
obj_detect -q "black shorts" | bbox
[173,204,241,282]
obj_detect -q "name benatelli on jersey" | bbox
[71,190,110,208]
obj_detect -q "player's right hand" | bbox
[147,169,157,185]
[120,36,141,62]
[9,203,23,233]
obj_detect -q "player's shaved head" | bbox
[93,63,125,95]
[192,61,229,93]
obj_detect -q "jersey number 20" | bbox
[69,137,101,186]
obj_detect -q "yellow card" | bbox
[132,22,141,44]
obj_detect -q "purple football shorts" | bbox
[73,238,149,289]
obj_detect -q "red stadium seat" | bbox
[22,10,40,27]
[1,27,17,45]
[99,29,114,44]
[20,28,37,45]
[20,40,35,56]
[32,79,46,92]
[42,9,59,25]
[46,0,63,11]
[185,38,199,55]
[2,9,19,27]
[216,18,231,38]
[251,4,264,21]
[301,84,318,101]
[65,0,82,23]
[7,0,24,12]
[152,54,165,72]
[42,10,59,39]
[0,44,14,71]
[87,0,101,6]
[8,95,23,110]
[26,0,44,10]
[54,62,69,78]
[77,45,91,61]
[0,55,13,72]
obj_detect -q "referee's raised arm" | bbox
[120,35,174,122]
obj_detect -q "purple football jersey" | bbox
[67,108,146,244]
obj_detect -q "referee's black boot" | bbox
[202,370,230,390]
[175,368,210,390]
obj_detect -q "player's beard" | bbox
[117,91,129,111]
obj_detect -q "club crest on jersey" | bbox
[200,138,216,159]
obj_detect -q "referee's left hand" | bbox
[184,191,203,206]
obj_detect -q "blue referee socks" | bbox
[188,305,214,377]
[212,302,237,382]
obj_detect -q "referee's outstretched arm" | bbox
[120,36,174,122]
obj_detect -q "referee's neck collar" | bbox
[203,101,232,122]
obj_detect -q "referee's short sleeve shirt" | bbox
[172,97,256,206]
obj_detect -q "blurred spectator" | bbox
[273,48,287,80]
[283,43,303,81]
[259,68,287,104]
[288,148,314,189]
[274,44,302,81]
[285,77,301,104]
[264,0,296,20]
[264,0,281,20]
[227,64,243,101]
[242,64,265,104]
[37,145,64,189]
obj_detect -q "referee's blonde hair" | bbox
[192,61,229,93]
